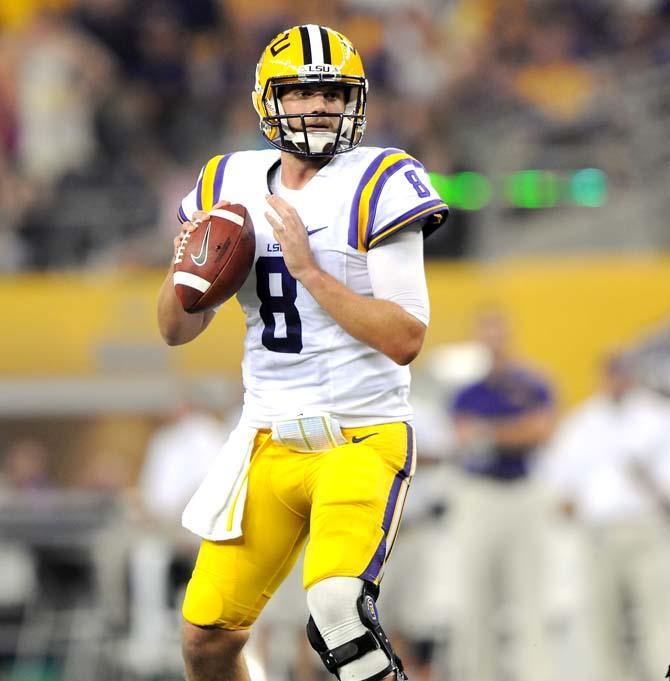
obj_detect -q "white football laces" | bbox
[174,231,192,265]
[174,217,206,265]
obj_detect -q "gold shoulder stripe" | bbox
[198,155,225,212]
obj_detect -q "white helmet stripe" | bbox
[306,24,324,64]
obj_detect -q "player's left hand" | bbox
[265,194,319,282]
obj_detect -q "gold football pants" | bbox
[182,421,415,629]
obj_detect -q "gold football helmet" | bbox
[252,25,368,157]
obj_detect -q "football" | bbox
[173,205,255,312]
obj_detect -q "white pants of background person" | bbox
[586,515,670,681]
[379,462,457,679]
[540,516,594,681]
[447,472,550,681]
[125,530,200,674]
[380,512,454,677]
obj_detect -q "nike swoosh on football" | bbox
[351,433,379,444]
[191,223,211,266]
[306,226,329,237]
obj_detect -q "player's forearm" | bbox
[300,267,426,365]
[157,271,214,345]
[492,408,556,447]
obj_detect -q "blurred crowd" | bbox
[2,311,670,681]
[0,0,669,269]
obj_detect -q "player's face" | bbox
[280,85,347,132]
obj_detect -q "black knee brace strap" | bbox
[306,582,408,681]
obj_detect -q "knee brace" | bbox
[306,578,407,681]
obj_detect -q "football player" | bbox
[157,24,449,681]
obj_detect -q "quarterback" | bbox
[157,24,448,681]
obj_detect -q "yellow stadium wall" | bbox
[2,255,669,408]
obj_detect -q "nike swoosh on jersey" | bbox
[191,223,211,266]
[351,433,379,444]
[306,225,329,237]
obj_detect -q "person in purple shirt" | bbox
[452,363,554,480]
[446,308,557,681]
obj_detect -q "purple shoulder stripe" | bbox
[212,153,232,206]
[363,157,422,249]
[368,199,448,249]
[195,168,204,211]
[347,148,403,249]
[178,206,188,223]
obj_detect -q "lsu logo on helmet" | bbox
[252,25,368,157]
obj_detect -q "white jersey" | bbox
[179,146,448,428]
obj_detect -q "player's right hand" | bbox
[173,200,230,255]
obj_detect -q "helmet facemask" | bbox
[260,74,367,157]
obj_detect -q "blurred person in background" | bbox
[445,308,557,681]
[0,440,51,654]
[383,2,449,106]
[508,8,602,130]
[0,438,52,493]
[122,397,229,671]
[0,6,118,270]
[542,352,670,681]
[158,22,448,681]
[0,30,30,271]
[0,438,88,621]
[379,388,456,681]
[14,8,115,185]
[9,6,164,270]
[74,441,138,629]
[136,397,230,532]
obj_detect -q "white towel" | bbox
[181,423,257,540]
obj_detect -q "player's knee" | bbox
[181,620,250,668]
[306,575,354,623]
[182,573,227,626]
[306,577,406,681]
